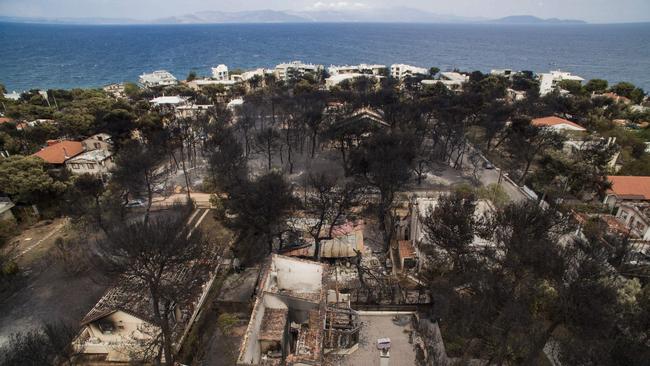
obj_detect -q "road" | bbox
[463,144,528,202]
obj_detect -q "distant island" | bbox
[0,9,588,25]
[492,15,587,25]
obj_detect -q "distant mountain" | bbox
[290,7,486,23]
[492,15,587,24]
[0,15,140,25]
[153,10,308,24]
[0,11,587,26]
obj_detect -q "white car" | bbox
[125,199,145,208]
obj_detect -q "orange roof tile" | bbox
[531,116,586,131]
[607,176,650,201]
[398,240,416,259]
[0,117,14,124]
[32,141,84,164]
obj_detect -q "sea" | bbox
[1,22,649,92]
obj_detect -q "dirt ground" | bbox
[0,219,110,347]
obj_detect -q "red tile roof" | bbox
[32,141,84,164]
[0,117,14,124]
[532,116,586,131]
[607,176,650,201]
[398,240,416,259]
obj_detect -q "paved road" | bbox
[462,145,528,202]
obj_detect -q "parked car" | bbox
[125,199,145,208]
[483,161,495,169]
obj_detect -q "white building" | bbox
[82,133,113,151]
[3,91,21,100]
[103,83,126,98]
[66,149,115,176]
[325,73,380,89]
[227,98,244,110]
[328,64,387,76]
[390,64,429,80]
[187,78,240,90]
[211,64,229,81]
[531,116,587,132]
[392,195,495,271]
[138,70,178,88]
[237,255,360,366]
[421,72,469,91]
[491,69,514,78]
[538,70,584,96]
[615,203,650,240]
[175,104,214,119]
[150,95,189,107]
[239,68,268,82]
[274,61,323,81]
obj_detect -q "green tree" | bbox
[557,79,586,96]
[585,79,609,93]
[421,190,478,272]
[0,156,67,204]
[123,82,141,98]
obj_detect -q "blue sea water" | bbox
[1,22,649,92]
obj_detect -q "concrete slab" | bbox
[338,313,417,366]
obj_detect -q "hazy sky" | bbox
[1,0,649,23]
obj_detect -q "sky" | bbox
[1,0,649,23]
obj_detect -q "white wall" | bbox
[273,256,323,293]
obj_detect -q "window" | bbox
[71,163,79,169]
[87,163,95,170]
[94,142,101,149]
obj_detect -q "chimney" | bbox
[46,140,58,146]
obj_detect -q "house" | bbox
[103,83,126,98]
[82,133,112,151]
[280,220,365,259]
[562,137,619,170]
[325,73,380,89]
[428,72,470,91]
[187,78,240,90]
[390,64,428,80]
[506,88,526,102]
[211,64,229,81]
[604,176,650,207]
[0,117,14,125]
[274,61,323,81]
[599,92,632,105]
[0,197,16,224]
[491,69,514,78]
[538,70,584,96]
[615,203,650,240]
[241,68,267,81]
[175,104,214,119]
[531,116,587,132]
[328,64,387,76]
[392,195,495,271]
[3,91,21,100]
[150,95,189,108]
[74,267,216,363]
[66,149,115,176]
[227,98,245,110]
[237,255,360,365]
[32,140,84,167]
[138,70,178,88]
